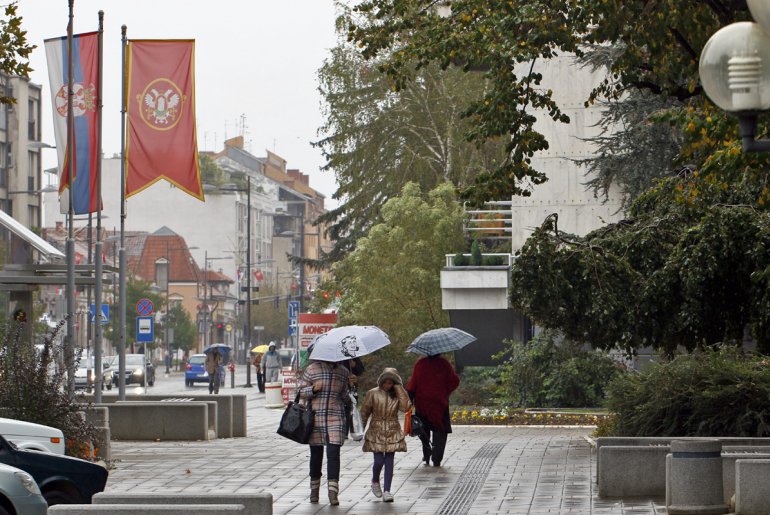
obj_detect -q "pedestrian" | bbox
[261,342,281,383]
[164,352,171,374]
[406,353,460,467]
[360,367,410,502]
[205,348,223,394]
[252,352,265,393]
[299,358,351,506]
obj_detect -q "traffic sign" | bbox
[136,298,154,316]
[136,316,154,343]
[90,304,110,324]
[288,301,300,320]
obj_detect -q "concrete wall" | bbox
[449,309,531,369]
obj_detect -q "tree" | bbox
[247,284,291,345]
[199,154,226,188]
[0,3,34,104]
[347,0,750,204]
[315,15,507,261]
[165,304,195,353]
[334,182,464,345]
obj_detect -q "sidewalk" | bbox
[105,391,666,514]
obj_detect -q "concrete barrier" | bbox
[721,448,770,503]
[231,394,247,437]
[93,493,273,514]
[598,445,670,498]
[49,504,246,514]
[96,402,209,441]
[83,407,111,460]
[735,459,770,515]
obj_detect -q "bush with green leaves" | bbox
[494,331,622,408]
[0,320,97,459]
[605,347,770,437]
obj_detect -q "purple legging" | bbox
[372,452,395,492]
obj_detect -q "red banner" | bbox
[125,40,203,200]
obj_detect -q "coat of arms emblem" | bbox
[54,82,97,117]
[138,78,185,130]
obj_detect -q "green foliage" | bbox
[494,331,622,408]
[605,348,770,437]
[105,277,164,348]
[452,252,468,266]
[511,172,770,356]
[315,11,508,261]
[347,1,749,204]
[0,321,97,459]
[165,304,195,352]
[470,240,482,266]
[335,182,464,347]
[482,254,504,266]
[199,154,226,189]
[451,367,498,406]
[248,283,290,344]
[0,3,34,104]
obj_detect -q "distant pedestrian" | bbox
[164,352,172,374]
[406,353,460,467]
[261,342,281,383]
[360,368,410,502]
[205,348,223,394]
[252,352,265,392]
[299,359,351,506]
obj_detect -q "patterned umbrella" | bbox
[309,325,390,362]
[406,328,477,355]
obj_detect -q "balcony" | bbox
[440,253,512,310]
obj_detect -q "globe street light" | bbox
[699,3,770,152]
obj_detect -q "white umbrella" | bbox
[308,325,390,362]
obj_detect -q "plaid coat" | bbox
[299,361,352,446]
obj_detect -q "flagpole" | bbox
[93,10,104,403]
[65,0,76,398]
[118,24,127,400]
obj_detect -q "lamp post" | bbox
[220,177,253,387]
[700,2,770,152]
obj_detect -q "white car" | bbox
[0,462,48,514]
[0,417,65,455]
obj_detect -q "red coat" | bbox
[406,356,460,433]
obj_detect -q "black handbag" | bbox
[410,412,426,437]
[277,392,315,444]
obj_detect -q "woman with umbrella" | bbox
[299,325,390,506]
[406,328,474,467]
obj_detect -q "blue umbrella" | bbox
[203,344,232,360]
[406,328,477,356]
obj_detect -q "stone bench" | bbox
[93,402,210,441]
[49,504,246,514]
[722,449,770,504]
[93,493,273,515]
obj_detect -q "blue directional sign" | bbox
[288,301,300,320]
[136,316,154,343]
[90,304,110,324]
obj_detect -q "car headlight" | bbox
[134,368,143,375]
[14,471,40,495]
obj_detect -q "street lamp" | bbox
[219,177,254,387]
[699,3,770,152]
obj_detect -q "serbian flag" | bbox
[44,32,101,214]
[125,40,203,200]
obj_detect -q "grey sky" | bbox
[19,0,340,208]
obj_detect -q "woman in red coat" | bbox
[406,354,460,467]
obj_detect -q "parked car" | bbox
[0,462,48,514]
[0,434,108,505]
[0,418,65,455]
[184,353,208,387]
[74,357,113,391]
[112,354,154,386]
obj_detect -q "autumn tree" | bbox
[0,3,34,104]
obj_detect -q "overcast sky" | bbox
[18,0,341,208]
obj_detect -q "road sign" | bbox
[90,304,110,324]
[225,323,232,332]
[136,316,154,343]
[136,298,154,316]
[288,301,300,320]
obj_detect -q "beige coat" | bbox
[360,385,410,453]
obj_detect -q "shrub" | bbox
[494,331,622,408]
[451,367,498,406]
[605,347,770,437]
[482,255,505,266]
[452,252,469,266]
[470,240,482,266]
[0,320,97,460]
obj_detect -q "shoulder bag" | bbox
[277,391,315,444]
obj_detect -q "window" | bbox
[0,142,6,188]
[27,99,37,141]
[0,103,6,130]
[28,151,38,190]
[155,258,169,289]
[27,205,38,228]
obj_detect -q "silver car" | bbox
[0,462,48,514]
[75,356,114,391]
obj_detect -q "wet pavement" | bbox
[104,370,665,514]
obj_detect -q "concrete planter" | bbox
[440,266,510,310]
